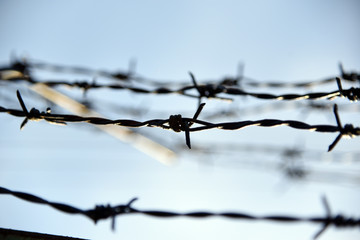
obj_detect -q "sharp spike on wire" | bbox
[2,71,359,102]
[189,71,203,106]
[189,71,199,89]
[339,62,344,75]
[313,196,332,239]
[186,103,206,149]
[336,77,343,95]
[328,104,343,152]
[16,90,28,114]
[2,91,359,151]
[16,90,30,130]
[191,103,206,126]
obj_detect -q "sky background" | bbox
[0,0,360,239]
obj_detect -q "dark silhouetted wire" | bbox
[1,186,359,239]
[2,63,360,103]
[5,59,359,88]
[0,91,359,151]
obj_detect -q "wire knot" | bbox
[328,104,360,151]
[168,114,185,132]
[27,108,42,121]
[341,124,359,138]
[16,90,65,129]
[341,87,360,101]
[11,60,30,77]
[191,73,225,98]
[88,198,138,231]
[339,63,360,83]
[332,215,359,228]
[167,103,206,149]
[16,90,43,129]
[188,72,232,106]
[336,77,360,102]
[75,81,93,90]
[90,204,116,224]
[197,84,225,98]
[220,77,239,86]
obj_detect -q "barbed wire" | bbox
[1,186,359,239]
[2,66,360,103]
[68,96,359,122]
[0,90,359,151]
[1,58,359,239]
[3,58,359,88]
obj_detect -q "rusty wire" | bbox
[1,186,359,239]
[0,90,359,151]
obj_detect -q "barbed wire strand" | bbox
[0,90,359,151]
[1,186,359,239]
[3,58,359,88]
[2,66,360,103]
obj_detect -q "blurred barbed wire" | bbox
[1,186,359,239]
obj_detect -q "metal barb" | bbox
[189,71,202,106]
[186,103,206,149]
[16,90,30,130]
[336,77,343,95]
[16,90,28,114]
[328,104,343,152]
[328,104,359,151]
[167,103,206,149]
[2,92,359,151]
[110,197,138,231]
[336,77,360,101]
[313,196,331,239]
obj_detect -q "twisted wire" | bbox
[1,69,360,102]
[0,90,359,151]
[1,186,359,239]
[3,59,359,88]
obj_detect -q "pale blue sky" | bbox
[0,1,359,240]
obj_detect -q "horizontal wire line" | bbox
[1,66,359,102]
[1,74,359,102]
[1,186,359,239]
[1,90,359,151]
[4,59,359,88]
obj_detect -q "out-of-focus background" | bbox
[0,0,359,239]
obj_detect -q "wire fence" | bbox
[3,59,359,88]
[2,65,360,104]
[1,57,359,239]
[0,186,359,239]
[0,90,359,151]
